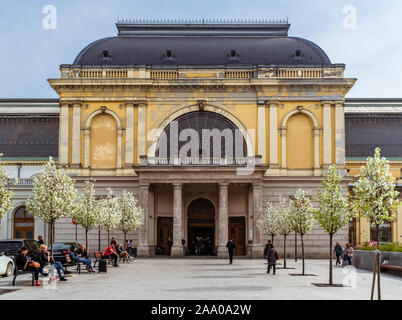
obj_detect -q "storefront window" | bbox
[370,222,392,243]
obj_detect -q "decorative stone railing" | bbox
[139,156,262,166]
[8,179,33,186]
[60,66,344,80]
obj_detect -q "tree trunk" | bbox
[50,222,54,258]
[271,234,274,245]
[124,231,127,245]
[284,234,287,269]
[301,233,305,275]
[376,224,381,300]
[329,233,333,285]
[107,230,110,245]
[98,229,101,252]
[85,229,88,251]
[295,232,297,262]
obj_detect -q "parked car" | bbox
[0,239,40,261]
[0,251,14,277]
[48,242,80,265]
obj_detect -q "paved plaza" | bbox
[0,258,401,300]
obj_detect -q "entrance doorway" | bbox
[187,198,215,255]
[14,206,34,239]
[229,217,246,256]
[156,217,173,255]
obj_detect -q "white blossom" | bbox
[351,148,399,228]
[118,190,143,243]
[98,188,121,242]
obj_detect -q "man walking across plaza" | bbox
[226,238,236,264]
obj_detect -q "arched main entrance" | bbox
[14,206,34,239]
[187,198,216,255]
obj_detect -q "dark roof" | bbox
[72,22,332,67]
[345,113,402,158]
[0,116,58,158]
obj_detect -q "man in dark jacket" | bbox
[266,243,277,275]
[226,239,236,264]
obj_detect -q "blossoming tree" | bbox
[118,190,143,244]
[275,197,293,269]
[288,188,314,275]
[26,157,77,256]
[98,188,121,245]
[0,155,13,229]
[257,200,280,245]
[73,180,101,250]
[350,148,399,300]
[314,165,351,285]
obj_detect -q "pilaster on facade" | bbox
[321,101,333,167]
[58,101,70,167]
[313,126,323,176]
[251,183,263,257]
[266,100,280,176]
[335,100,346,168]
[137,101,147,164]
[125,101,135,168]
[257,101,266,164]
[82,127,90,168]
[71,101,82,168]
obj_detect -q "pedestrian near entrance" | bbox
[266,242,277,275]
[167,237,173,256]
[333,242,343,265]
[226,239,236,264]
[346,243,353,266]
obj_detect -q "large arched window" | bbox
[156,111,247,159]
[14,206,34,239]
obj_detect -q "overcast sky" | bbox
[1,0,401,98]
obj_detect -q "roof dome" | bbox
[72,21,332,67]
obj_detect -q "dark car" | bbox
[0,239,40,261]
[48,242,80,265]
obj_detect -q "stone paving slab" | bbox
[0,259,401,300]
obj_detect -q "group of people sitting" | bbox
[16,244,71,286]
[102,238,132,266]
[15,238,135,286]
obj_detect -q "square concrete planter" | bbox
[352,250,402,271]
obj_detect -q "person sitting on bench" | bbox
[70,245,96,272]
[103,243,119,267]
[37,244,68,281]
[16,247,46,286]
[117,243,131,263]
[77,244,88,259]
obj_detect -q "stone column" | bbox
[257,101,266,163]
[335,101,346,167]
[172,183,184,257]
[125,102,134,167]
[137,102,147,163]
[252,184,263,257]
[137,184,150,257]
[217,183,229,258]
[71,101,82,167]
[322,101,332,167]
[59,101,70,166]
